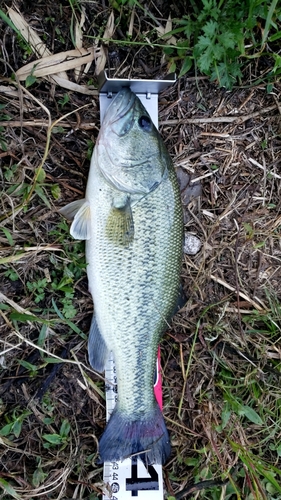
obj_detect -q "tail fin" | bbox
[98,403,170,465]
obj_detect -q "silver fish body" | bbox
[61,88,183,464]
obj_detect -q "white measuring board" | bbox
[103,352,164,500]
[98,70,176,129]
[98,72,176,499]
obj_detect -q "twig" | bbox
[0,119,97,130]
[178,321,200,419]
[184,261,267,311]
[249,157,281,179]
[175,479,229,499]
[160,104,277,125]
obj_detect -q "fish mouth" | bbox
[105,88,136,124]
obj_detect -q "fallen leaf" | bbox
[156,13,177,45]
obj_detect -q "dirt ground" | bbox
[0,1,281,499]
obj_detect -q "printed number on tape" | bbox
[103,352,164,499]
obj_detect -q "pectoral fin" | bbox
[59,199,86,220]
[60,199,91,240]
[105,196,134,246]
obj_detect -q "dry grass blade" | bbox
[160,104,278,125]
[103,11,115,43]
[47,75,99,94]
[0,118,97,128]
[0,85,22,98]
[7,7,98,94]
[7,7,68,79]
[93,45,107,76]
[249,157,281,179]
[13,466,72,499]
[0,291,33,315]
[16,48,96,81]
[94,11,115,75]
[74,8,86,80]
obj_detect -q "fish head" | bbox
[96,88,169,195]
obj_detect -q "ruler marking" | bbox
[103,353,164,500]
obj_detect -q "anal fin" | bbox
[88,314,109,373]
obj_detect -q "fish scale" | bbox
[87,168,182,416]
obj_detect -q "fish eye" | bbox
[138,115,152,131]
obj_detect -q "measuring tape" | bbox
[102,351,164,499]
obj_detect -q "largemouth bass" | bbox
[61,88,183,464]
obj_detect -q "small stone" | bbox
[184,233,202,255]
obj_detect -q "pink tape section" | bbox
[153,346,163,411]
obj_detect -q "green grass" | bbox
[180,298,281,499]
[102,0,281,89]
[1,0,281,88]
